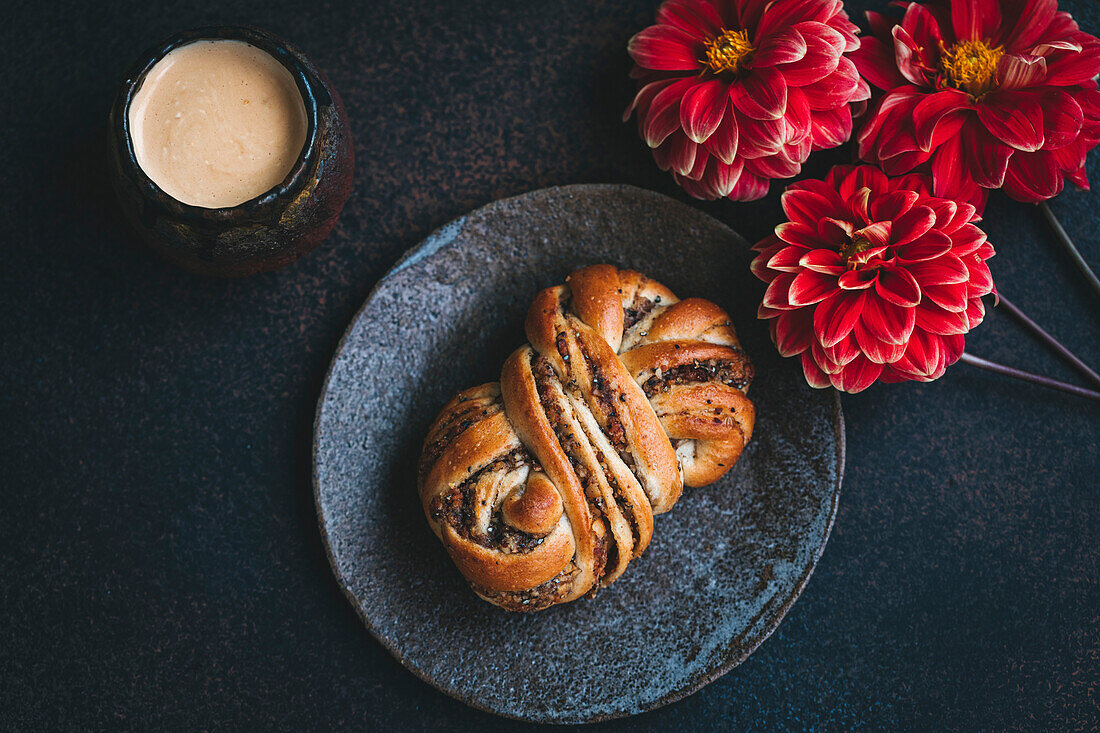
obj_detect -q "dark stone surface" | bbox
[1,0,1097,729]
[313,185,842,722]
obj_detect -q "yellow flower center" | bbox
[840,238,875,269]
[940,39,1004,98]
[703,29,754,74]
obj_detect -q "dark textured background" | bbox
[2,0,1097,729]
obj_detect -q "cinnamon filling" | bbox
[642,357,753,396]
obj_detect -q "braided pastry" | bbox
[417,265,755,611]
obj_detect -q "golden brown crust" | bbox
[416,265,755,611]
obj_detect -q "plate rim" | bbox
[311,183,846,724]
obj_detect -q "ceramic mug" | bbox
[108,26,354,277]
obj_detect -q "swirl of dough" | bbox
[417,265,754,611]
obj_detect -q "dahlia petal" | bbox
[875,267,922,307]
[978,91,1045,152]
[707,157,746,198]
[830,354,884,393]
[811,339,843,374]
[782,188,837,225]
[922,282,969,313]
[892,25,933,87]
[745,152,803,179]
[853,322,909,364]
[959,123,1014,188]
[837,165,889,199]
[1002,0,1058,50]
[930,135,971,204]
[644,79,697,148]
[865,10,894,39]
[814,290,866,347]
[728,170,771,201]
[848,36,906,91]
[732,67,788,121]
[798,249,845,275]
[628,26,703,71]
[762,272,796,309]
[949,202,980,230]
[800,352,833,389]
[821,333,862,369]
[848,187,871,224]
[793,176,848,206]
[655,0,725,41]
[854,221,891,248]
[800,57,861,111]
[926,199,959,232]
[784,87,813,143]
[775,221,824,248]
[947,332,970,363]
[794,20,846,54]
[755,0,837,40]
[788,269,837,307]
[674,171,718,200]
[965,297,987,330]
[965,257,995,296]
[890,205,936,246]
[624,78,675,123]
[680,79,729,143]
[907,255,970,286]
[767,245,811,273]
[857,90,922,163]
[1037,89,1083,150]
[773,308,815,357]
[737,115,786,157]
[808,106,853,150]
[1003,150,1063,201]
[996,54,1047,90]
[753,27,808,67]
[913,90,970,152]
[1029,40,1083,56]
[685,139,710,180]
[1066,162,1089,189]
[778,23,843,85]
[653,132,701,176]
[837,269,877,290]
[915,302,970,336]
[893,173,934,198]
[818,217,851,246]
[896,231,953,262]
[892,331,946,380]
[948,223,988,256]
[862,300,917,349]
[877,118,924,161]
[1044,42,1100,85]
[869,190,920,222]
[951,0,1001,42]
[704,104,740,164]
[900,1,944,55]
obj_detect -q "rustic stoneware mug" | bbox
[108,26,354,277]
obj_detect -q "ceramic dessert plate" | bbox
[313,184,844,723]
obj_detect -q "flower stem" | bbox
[1038,202,1100,300]
[996,295,1100,389]
[959,352,1100,402]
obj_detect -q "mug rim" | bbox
[113,25,321,221]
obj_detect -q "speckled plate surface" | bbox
[313,184,844,723]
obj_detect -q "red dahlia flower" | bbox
[625,0,870,201]
[851,0,1100,207]
[752,165,996,393]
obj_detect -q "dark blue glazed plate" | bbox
[313,184,844,723]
